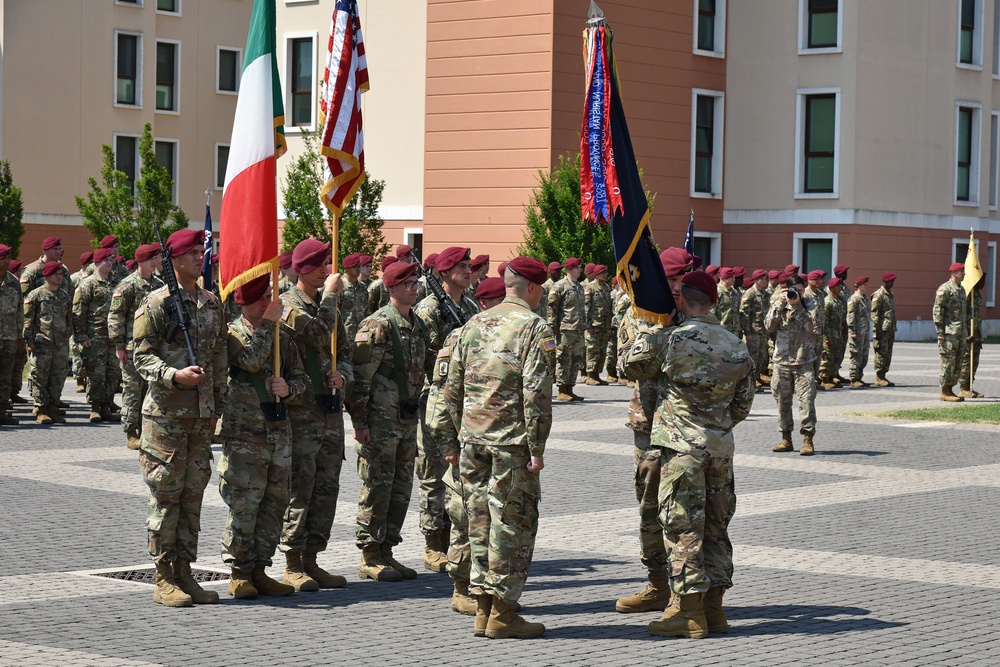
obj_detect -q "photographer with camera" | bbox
[765,274,820,456]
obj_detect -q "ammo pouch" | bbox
[229,365,287,422]
[399,398,420,421]
[302,342,341,414]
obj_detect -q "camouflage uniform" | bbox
[133,286,229,564]
[219,316,309,574]
[763,285,776,378]
[108,260,129,289]
[367,277,390,313]
[803,285,826,376]
[278,274,296,295]
[20,257,72,297]
[606,289,630,378]
[70,268,90,386]
[960,288,982,390]
[73,273,121,407]
[535,281,549,319]
[933,279,968,389]
[23,284,71,409]
[765,295,819,436]
[0,270,24,415]
[820,291,847,383]
[341,277,371,358]
[846,291,871,383]
[584,279,613,379]
[547,275,586,386]
[443,297,555,602]
[870,285,896,380]
[348,303,430,549]
[832,286,850,379]
[739,285,768,382]
[109,271,164,437]
[624,313,754,595]
[712,285,742,339]
[278,286,353,554]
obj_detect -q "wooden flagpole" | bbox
[272,265,281,381]
[331,214,339,375]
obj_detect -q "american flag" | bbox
[320,0,369,216]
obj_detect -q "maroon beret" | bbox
[682,270,718,303]
[279,251,293,270]
[593,264,608,275]
[424,253,439,270]
[342,253,361,269]
[784,264,800,274]
[166,229,204,258]
[659,248,694,277]
[0,244,11,260]
[611,276,619,286]
[584,262,596,276]
[292,239,331,274]
[692,255,703,270]
[474,276,506,300]
[506,256,547,285]
[751,269,767,281]
[855,276,869,287]
[42,260,61,277]
[828,277,843,288]
[705,264,719,277]
[234,274,271,305]
[949,262,964,272]
[92,248,115,264]
[882,272,897,282]
[719,267,735,280]
[564,257,581,270]
[126,259,137,271]
[807,269,825,281]
[833,264,849,275]
[381,255,397,271]
[359,254,373,266]
[777,272,790,283]
[733,266,746,278]
[471,254,489,270]
[100,235,119,249]
[135,244,160,263]
[80,251,94,265]
[742,277,754,289]
[435,246,471,272]
[9,259,21,272]
[42,236,61,251]
[394,244,413,260]
[768,269,781,280]
[383,261,419,288]
[547,261,563,273]
[497,262,507,276]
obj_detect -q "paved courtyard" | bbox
[1,342,999,665]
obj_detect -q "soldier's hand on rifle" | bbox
[270,376,290,398]
[324,272,345,295]
[175,365,206,386]
[262,298,284,322]
[327,370,344,390]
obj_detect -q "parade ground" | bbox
[1,342,998,666]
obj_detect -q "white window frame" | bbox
[993,0,1000,77]
[952,237,997,306]
[112,132,141,202]
[692,0,726,58]
[216,46,242,95]
[795,87,841,199]
[284,32,319,133]
[113,30,143,109]
[792,232,838,273]
[214,142,231,191]
[990,111,999,210]
[155,0,181,15]
[957,0,985,70]
[693,231,722,267]
[154,138,180,204]
[690,89,724,199]
[954,101,983,207]
[154,38,181,115]
[798,0,843,55]
[403,228,423,249]
[115,0,143,6]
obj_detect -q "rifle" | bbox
[409,251,468,330]
[153,220,198,367]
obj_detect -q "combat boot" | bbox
[556,385,574,402]
[127,434,141,450]
[75,379,86,393]
[850,380,865,388]
[89,404,103,423]
[451,578,478,615]
[228,569,258,599]
[358,544,403,582]
[173,559,219,604]
[423,530,448,572]
[584,373,601,386]
[0,413,18,426]
[800,433,815,456]
[153,561,193,607]
[35,407,53,425]
[772,431,793,453]
[940,386,964,402]
[568,386,585,402]
[485,595,545,639]
[960,385,984,399]
[474,594,493,637]
[251,565,295,596]
[11,394,28,404]
[57,399,70,409]
[606,374,619,384]
[704,587,728,634]
[381,543,417,579]
[615,568,671,613]
[100,403,121,422]
[48,406,66,424]
[875,373,889,387]
[648,592,708,638]
[110,400,122,413]
[302,547,346,588]
[283,551,320,591]
[820,377,837,390]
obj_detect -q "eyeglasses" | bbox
[402,280,419,289]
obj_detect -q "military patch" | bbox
[113,291,122,298]
[281,306,293,321]
[542,337,556,352]
[355,332,370,343]
[936,290,944,296]
[134,305,145,318]
[437,346,450,358]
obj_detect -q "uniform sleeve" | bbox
[546,283,561,332]
[932,290,945,334]
[281,334,310,402]
[15,283,24,337]
[234,321,275,373]
[294,291,339,348]
[133,301,178,388]
[211,313,229,417]
[414,300,443,355]
[345,317,388,429]
[22,294,35,342]
[846,297,857,331]
[584,284,594,327]
[108,284,128,349]
[729,359,756,426]
[764,300,782,333]
[335,316,353,393]
[427,383,460,459]
[441,336,467,442]
[72,283,89,342]
[522,321,555,457]
[622,325,669,381]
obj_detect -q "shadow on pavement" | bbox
[816,450,890,457]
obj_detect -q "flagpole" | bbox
[331,214,339,377]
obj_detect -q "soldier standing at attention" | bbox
[467,254,489,300]
[548,256,586,402]
[960,276,985,398]
[831,264,851,385]
[819,278,847,389]
[358,253,374,290]
[367,255,395,312]
[23,261,72,425]
[762,269,781,383]
[74,248,122,424]
[846,276,871,388]
[870,272,898,387]
[417,253,439,303]
[220,275,309,600]
[277,251,297,294]
[349,260,430,582]
[109,243,163,449]
[713,268,742,339]
[20,236,71,297]
[70,251,94,394]
[413,246,478,572]
[132,229,228,607]
[7,259,28,406]
[442,256,554,639]
[340,252,371,357]
[740,269,770,389]
[934,262,970,402]
[624,271,754,639]
[543,261,561,292]
[766,274,820,455]
[583,264,613,386]
[70,252,94,291]
[605,276,625,384]
[278,239,351,591]
[0,244,23,426]
[804,270,827,381]
[97,235,129,287]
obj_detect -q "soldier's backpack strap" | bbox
[384,310,412,403]
[228,364,287,421]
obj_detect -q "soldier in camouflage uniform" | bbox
[219,275,310,600]
[413,246,478,572]
[349,261,431,582]
[934,262,970,402]
[740,269,769,388]
[278,239,352,591]
[358,253,373,290]
[583,264,613,386]
[712,268,742,339]
[870,272,898,387]
[7,259,28,405]
[804,270,827,380]
[766,274,820,455]
[763,269,781,382]
[442,257,554,639]
[819,278,848,389]
[132,229,228,607]
[23,262,72,425]
[543,261,560,292]
[340,253,371,360]
[548,256,586,401]
[0,244,23,426]
[605,276,627,383]
[960,276,985,398]
[367,255,395,313]
[624,270,754,639]
[96,235,130,288]
[846,276,871,388]
[70,251,94,393]
[830,264,851,384]
[74,248,122,423]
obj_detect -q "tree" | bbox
[339,173,390,262]
[0,160,25,258]
[75,122,187,259]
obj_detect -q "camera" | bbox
[785,287,800,300]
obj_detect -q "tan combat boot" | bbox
[584,373,601,386]
[89,404,103,423]
[451,578,478,615]
[606,374,619,384]
[820,377,837,390]
[485,595,545,639]
[228,569,258,599]
[940,386,964,402]
[100,403,121,422]
[127,434,141,450]
[174,559,219,604]
[875,373,889,387]
[35,407,53,425]
[75,379,86,393]
[153,561,193,607]
[474,594,493,637]
[568,386,585,402]
[381,543,417,580]
[302,548,346,588]
[704,587,728,634]
[960,385,984,399]
[556,385,574,402]
[423,530,448,572]
[251,565,295,596]
[850,380,865,388]
[283,551,320,591]
[648,592,708,638]
[48,405,66,424]
[772,431,793,453]
[800,433,815,456]
[359,544,403,582]
[615,568,671,613]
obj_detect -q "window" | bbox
[114,134,139,196]
[958,0,983,67]
[692,232,721,267]
[217,47,241,94]
[215,143,231,189]
[116,0,141,5]
[993,0,1000,75]
[157,0,179,12]
[156,41,179,112]
[793,233,838,278]
[290,37,314,127]
[691,89,724,197]
[693,0,725,56]
[955,103,982,205]
[799,0,841,52]
[954,238,997,306]
[991,112,999,209]
[115,32,141,106]
[802,93,837,194]
[155,140,178,203]
[403,228,423,263]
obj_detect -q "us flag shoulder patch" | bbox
[542,337,556,352]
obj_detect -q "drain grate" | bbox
[89,566,229,585]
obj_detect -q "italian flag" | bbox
[219,0,285,301]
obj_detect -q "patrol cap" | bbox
[166,229,205,258]
[855,276,869,287]
[506,256,547,285]
[42,260,61,277]
[833,264,849,276]
[474,276,505,300]
[593,264,608,276]
[342,253,361,269]
[383,261,419,288]
[424,253,439,270]
[471,254,489,270]
[828,277,843,288]
[100,235,119,248]
[497,261,507,276]
[394,244,413,260]
[80,251,94,266]
[359,254,373,266]
[126,259,137,271]
[584,262,596,276]
[292,239,331,274]
[882,271,897,282]
[0,244,10,260]
[8,259,21,272]
[435,246,471,272]
[564,257,581,270]
[279,251,293,270]
[807,269,825,281]
[784,264,800,275]
[705,264,719,278]
[659,247,694,277]
[949,262,964,272]
[42,236,61,250]
[719,267,735,280]
[93,247,115,264]
[752,269,767,281]
[547,261,563,273]
[681,270,718,303]
[234,274,270,305]
[381,255,398,271]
